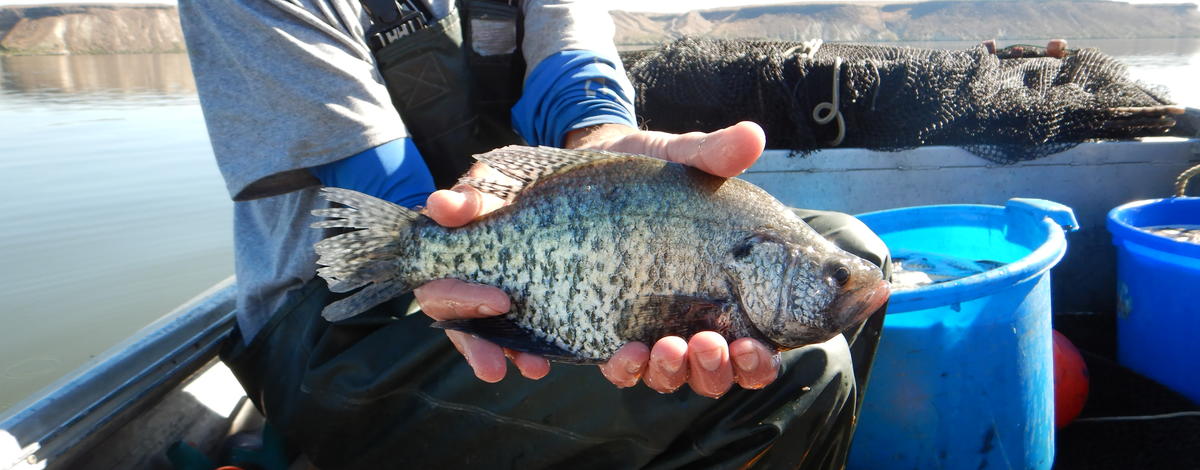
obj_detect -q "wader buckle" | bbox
[361,0,432,51]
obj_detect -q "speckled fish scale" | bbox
[312,146,887,363]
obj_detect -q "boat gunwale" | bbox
[0,277,237,470]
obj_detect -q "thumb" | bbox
[604,121,766,178]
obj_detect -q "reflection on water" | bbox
[0,53,231,414]
[0,53,197,105]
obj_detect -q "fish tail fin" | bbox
[311,187,423,322]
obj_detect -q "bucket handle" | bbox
[1175,163,1200,198]
[1006,198,1079,232]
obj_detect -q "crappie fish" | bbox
[312,146,889,363]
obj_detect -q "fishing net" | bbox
[620,38,1181,163]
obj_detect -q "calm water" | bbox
[0,54,232,412]
[0,38,1197,413]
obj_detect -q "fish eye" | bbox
[831,264,851,286]
[732,241,754,259]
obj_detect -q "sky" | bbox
[0,0,1196,11]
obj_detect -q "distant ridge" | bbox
[1,2,1198,55]
[613,1,1200,44]
[0,4,182,55]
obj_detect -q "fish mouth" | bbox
[826,279,891,331]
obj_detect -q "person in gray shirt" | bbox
[180,0,889,468]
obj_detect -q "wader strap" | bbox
[361,0,432,51]
[362,0,526,188]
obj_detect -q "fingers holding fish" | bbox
[504,349,551,380]
[600,342,650,388]
[416,279,531,382]
[730,338,780,390]
[644,337,688,394]
[568,121,766,178]
[413,279,511,319]
[618,122,764,178]
[424,163,512,227]
[687,332,735,399]
[424,187,485,227]
[675,121,765,178]
[446,330,507,383]
[615,336,780,395]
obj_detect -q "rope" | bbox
[812,56,846,147]
[1175,163,1200,197]
[866,59,881,112]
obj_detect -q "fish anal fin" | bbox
[431,317,596,364]
[322,279,416,322]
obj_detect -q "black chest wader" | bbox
[369,0,527,189]
[218,3,888,467]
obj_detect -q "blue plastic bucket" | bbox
[848,198,1078,470]
[1107,197,1200,404]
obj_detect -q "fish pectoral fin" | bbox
[621,295,736,339]
[636,295,728,315]
[430,317,596,364]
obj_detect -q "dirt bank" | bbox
[0,4,183,55]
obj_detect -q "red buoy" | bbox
[1053,329,1090,428]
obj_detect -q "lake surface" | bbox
[0,38,1197,413]
[0,54,232,413]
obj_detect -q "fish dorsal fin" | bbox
[477,145,628,183]
[456,146,634,200]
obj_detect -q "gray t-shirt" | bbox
[179,0,621,340]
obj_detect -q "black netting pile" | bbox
[621,38,1179,163]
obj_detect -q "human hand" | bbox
[417,121,778,396]
[413,279,549,382]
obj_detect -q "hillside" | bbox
[0,4,183,55]
[1,2,1198,55]
[612,1,1200,44]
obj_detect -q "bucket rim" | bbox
[1107,197,1200,258]
[857,203,1069,313]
